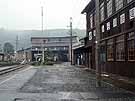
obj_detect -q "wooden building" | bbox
[81,0,96,71]
[99,0,135,77]
[73,38,85,66]
[81,0,135,78]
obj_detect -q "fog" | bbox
[0,0,90,30]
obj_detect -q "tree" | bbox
[3,42,14,54]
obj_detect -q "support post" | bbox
[41,6,45,64]
[95,0,101,86]
[70,17,73,65]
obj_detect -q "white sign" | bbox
[129,7,135,19]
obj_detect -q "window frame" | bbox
[90,14,93,29]
[101,25,105,33]
[129,7,135,20]
[127,0,133,4]
[113,18,117,27]
[115,0,123,11]
[100,2,105,22]
[116,35,125,61]
[107,39,114,61]
[89,31,93,40]
[127,32,135,61]
[107,0,112,17]
[120,13,125,24]
[107,22,111,30]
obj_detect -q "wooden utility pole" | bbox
[70,17,73,65]
[16,35,19,52]
[41,6,45,63]
[95,0,101,86]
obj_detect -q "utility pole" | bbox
[41,6,45,63]
[16,35,19,52]
[70,17,73,65]
[95,0,101,86]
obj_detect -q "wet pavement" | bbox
[0,63,135,101]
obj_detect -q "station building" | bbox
[16,36,79,62]
[74,0,135,78]
[73,0,96,71]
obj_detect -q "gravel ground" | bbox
[19,63,135,100]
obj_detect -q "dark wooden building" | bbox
[81,0,135,78]
[99,0,135,77]
[73,38,85,66]
[81,0,96,71]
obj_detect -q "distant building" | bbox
[16,36,79,62]
[16,48,32,62]
[31,36,79,62]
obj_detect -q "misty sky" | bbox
[0,0,90,30]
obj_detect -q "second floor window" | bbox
[90,14,93,29]
[115,0,123,11]
[113,18,117,27]
[129,7,135,20]
[93,30,96,36]
[89,31,92,40]
[107,0,112,17]
[101,25,105,33]
[120,13,125,24]
[127,0,133,3]
[107,22,110,30]
[100,2,105,22]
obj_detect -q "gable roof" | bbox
[81,0,95,14]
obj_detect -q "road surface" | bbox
[0,63,134,101]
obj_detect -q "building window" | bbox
[129,7,135,20]
[115,0,123,11]
[107,22,110,30]
[128,32,135,61]
[116,35,125,61]
[100,41,106,62]
[101,25,105,33]
[107,0,112,17]
[93,30,96,36]
[120,13,125,24]
[107,39,114,61]
[90,14,93,29]
[100,2,105,22]
[127,0,133,3]
[113,18,117,27]
[89,31,92,40]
